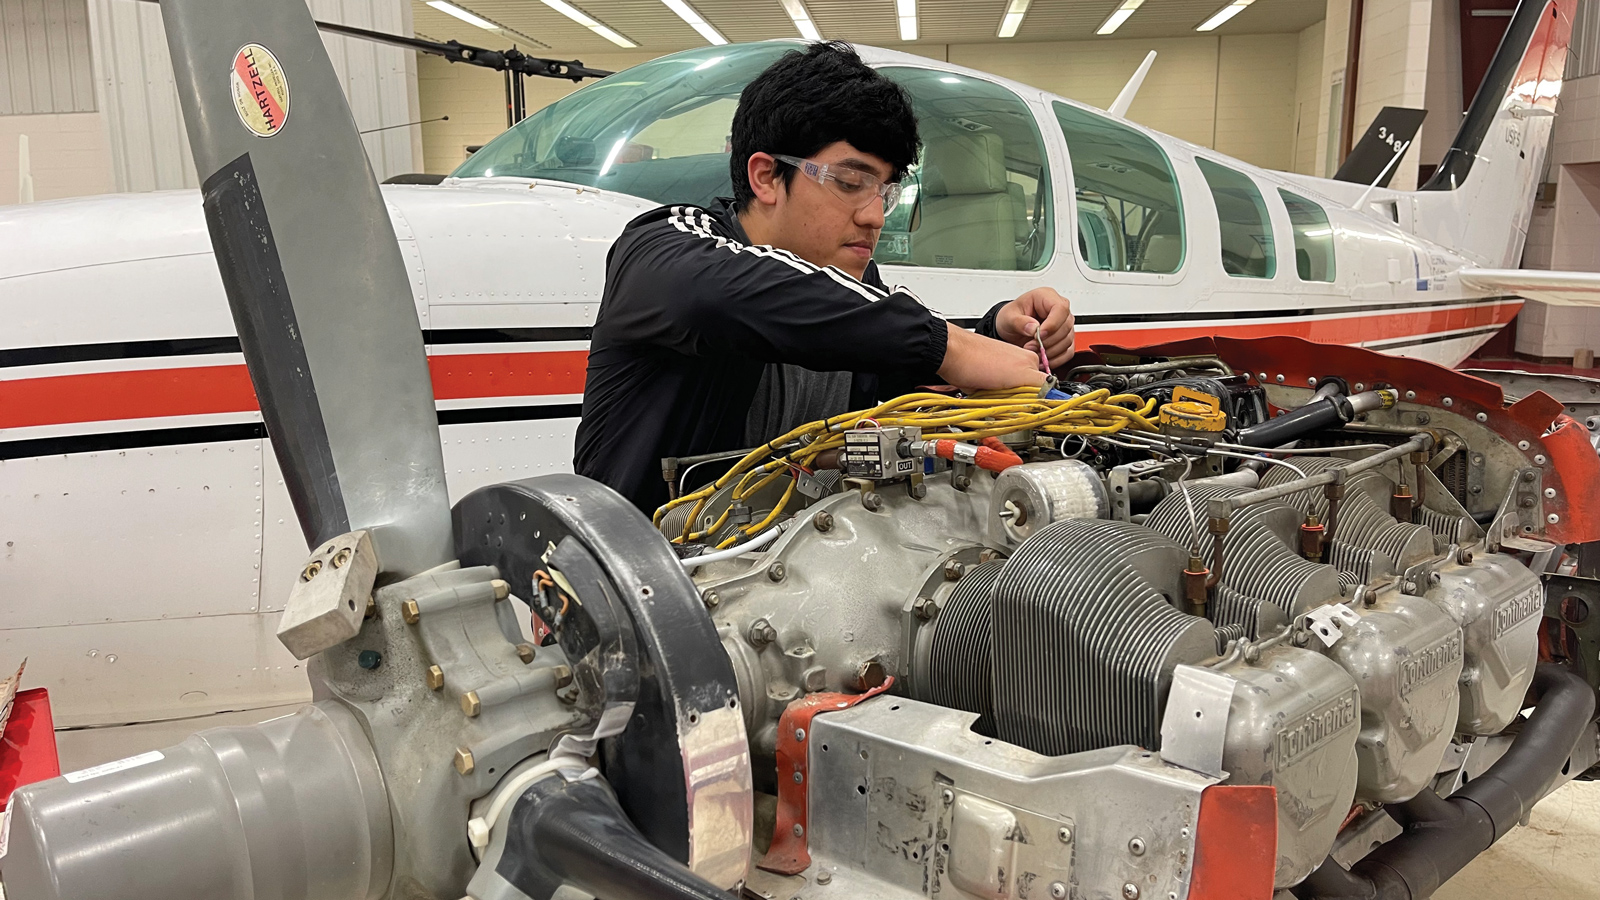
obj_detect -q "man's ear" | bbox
[747,153,783,208]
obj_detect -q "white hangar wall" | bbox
[0,0,423,205]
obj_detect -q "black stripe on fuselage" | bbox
[0,297,1519,367]
[0,404,587,459]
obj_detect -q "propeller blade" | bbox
[161,0,453,576]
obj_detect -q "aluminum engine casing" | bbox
[1424,551,1544,734]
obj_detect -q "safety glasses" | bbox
[773,154,905,215]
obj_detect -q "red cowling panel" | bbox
[1188,784,1277,900]
[0,688,60,809]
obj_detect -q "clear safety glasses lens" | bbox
[774,155,904,214]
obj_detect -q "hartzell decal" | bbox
[1399,633,1463,697]
[1493,585,1544,639]
[1275,693,1357,769]
[231,43,289,137]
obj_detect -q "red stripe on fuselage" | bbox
[0,304,1520,431]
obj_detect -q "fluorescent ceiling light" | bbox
[778,0,822,40]
[1196,0,1257,31]
[997,0,1031,38]
[662,0,728,45]
[1096,0,1143,35]
[538,0,637,47]
[897,0,917,40]
[427,1,500,33]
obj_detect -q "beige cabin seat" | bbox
[910,132,1017,270]
[1140,233,1183,273]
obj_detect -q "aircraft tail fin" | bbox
[1411,0,1575,266]
[1333,107,1427,187]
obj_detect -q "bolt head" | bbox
[1123,884,1141,900]
[792,824,805,837]
[1457,549,1474,565]
[552,664,574,689]
[427,665,445,691]
[1051,883,1068,899]
[461,691,482,717]
[1128,837,1146,856]
[1519,440,1532,451]
[300,560,322,582]
[453,747,475,775]
[816,871,832,885]
[1545,488,1557,499]
[491,579,510,601]
[1443,397,1454,407]
[862,492,883,512]
[1548,513,1561,524]
[1535,454,1548,465]
[1274,374,1285,383]
[1477,412,1489,422]
[1404,390,1417,400]
[331,548,352,569]
[793,771,804,784]
[516,643,536,664]
[944,560,966,581]
[954,475,972,491]
[794,727,806,742]
[1058,826,1073,844]
[769,562,787,583]
[357,650,382,670]
[402,599,421,624]
[702,589,721,609]
[941,789,955,805]
[910,483,928,500]
[814,511,835,532]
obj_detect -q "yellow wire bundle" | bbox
[655,387,1158,548]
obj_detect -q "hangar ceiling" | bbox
[411,0,1328,55]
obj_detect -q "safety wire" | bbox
[654,386,1159,547]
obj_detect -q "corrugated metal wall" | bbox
[1573,0,1599,80]
[0,0,96,114]
[85,0,420,193]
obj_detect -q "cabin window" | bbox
[1196,159,1275,279]
[1053,102,1183,274]
[1278,189,1336,282]
[874,68,1053,271]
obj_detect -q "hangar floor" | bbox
[53,709,1600,899]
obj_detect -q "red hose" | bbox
[930,436,1023,473]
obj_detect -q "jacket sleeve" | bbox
[974,300,1008,340]
[599,208,947,377]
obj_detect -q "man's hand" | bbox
[995,287,1075,367]
[937,324,1047,392]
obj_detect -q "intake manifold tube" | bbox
[1292,663,1595,900]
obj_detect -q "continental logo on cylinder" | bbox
[1493,585,1544,639]
[1399,633,1463,697]
[231,43,289,138]
[1275,694,1356,769]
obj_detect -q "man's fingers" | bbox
[1044,328,1075,364]
[1039,303,1073,336]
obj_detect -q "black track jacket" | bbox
[574,200,1004,513]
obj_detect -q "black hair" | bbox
[729,42,920,211]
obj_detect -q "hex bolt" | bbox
[1415,412,1431,425]
[941,789,955,805]
[402,599,421,624]
[357,650,382,670]
[331,548,352,569]
[1457,547,1474,566]
[1057,826,1073,844]
[1123,884,1141,900]
[552,665,574,689]
[979,548,1002,563]
[816,871,832,885]
[914,597,938,621]
[515,643,537,664]
[1523,470,1537,482]
[491,579,510,601]
[300,560,322,582]
[768,562,787,583]
[862,491,883,512]
[1476,412,1489,422]
[701,589,721,609]
[1051,883,1067,899]
[426,665,445,691]
[814,511,835,533]
[1128,837,1146,856]
[461,691,482,717]
[750,618,778,647]
[1522,496,1537,508]
[953,475,972,491]
[910,482,928,501]
[944,560,966,581]
[453,747,475,775]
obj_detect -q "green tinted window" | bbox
[1196,159,1275,279]
[1053,102,1183,274]
[873,69,1052,271]
[1278,189,1336,282]
[452,44,792,206]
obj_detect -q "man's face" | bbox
[754,141,892,280]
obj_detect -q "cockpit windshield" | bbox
[451,44,795,207]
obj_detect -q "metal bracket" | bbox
[276,529,378,660]
[1159,665,1236,778]
[1107,459,1166,522]
[1487,466,1545,552]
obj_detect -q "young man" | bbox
[575,42,1075,513]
